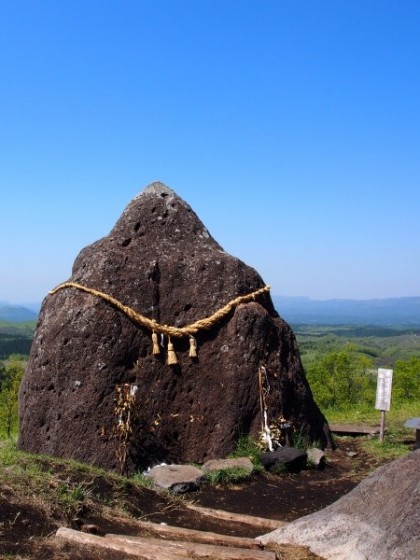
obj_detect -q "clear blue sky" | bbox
[1,1,419,304]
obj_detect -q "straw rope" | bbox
[49,282,271,339]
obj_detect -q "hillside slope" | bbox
[0,305,38,322]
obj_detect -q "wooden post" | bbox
[379,410,386,443]
[375,368,393,443]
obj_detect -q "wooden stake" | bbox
[379,410,386,443]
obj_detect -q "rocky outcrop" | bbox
[258,450,420,560]
[19,182,331,472]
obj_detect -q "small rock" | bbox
[307,448,326,469]
[202,457,254,474]
[347,451,358,458]
[81,524,99,534]
[260,447,307,473]
[147,464,204,493]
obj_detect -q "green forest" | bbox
[294,323,420,421]
[0,321,36,359]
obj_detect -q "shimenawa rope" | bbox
[49,282,271,364]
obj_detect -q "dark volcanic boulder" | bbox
[260,448,308,473]
[19,182,331,472]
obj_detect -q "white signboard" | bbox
[375,368,393,411]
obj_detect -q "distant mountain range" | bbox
[273,296,420,327]
[1,296,420,326]
[0,304,38,322]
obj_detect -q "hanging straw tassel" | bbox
[152,332,160,355]
[167,337,178,365]
[189,335,197,358]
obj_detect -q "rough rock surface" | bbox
[19,182,331,472]
[258,450,420,560]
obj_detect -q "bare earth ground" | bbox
[0,436,402,560]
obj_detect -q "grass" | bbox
[0,436,161,520]
[0,435,194,559]
[324,402,417,463]
[130,470,155,488]
[324,401,419,428]
[203,466,252,485]
[359,424,414,461]
[0,435,19,464]
[361,437,410,461]
[56,480,95,520]
[0,439,106,521]
[228,433,263,468]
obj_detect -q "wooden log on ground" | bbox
[106,533,276,560]
[106,519,261,549]
[56,527,176,560]
[56,527,276,560]
[185,504,284,531]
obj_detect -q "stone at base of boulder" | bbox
[306,448,326,469]
[147,464,204,493]
[260,448,307,473]
[202,457,254,474]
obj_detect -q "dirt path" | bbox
[0,437,389,559]
[190,437,375,523]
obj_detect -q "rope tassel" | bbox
[167,337,178,365]
[189,335,197,358]
[152,332,160,355]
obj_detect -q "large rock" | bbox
[19,182,331,472]
[258,450,420,560]
[260,447,308,473]
[146,464,204,493]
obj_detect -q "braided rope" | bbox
[49,282,271,339]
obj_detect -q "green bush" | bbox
[306,344,375,410]
[393,357,420,404]
[0,354,25,437]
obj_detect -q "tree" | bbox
[306,344,374,410]
[0,354,25,437]
[393,357,420,403]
